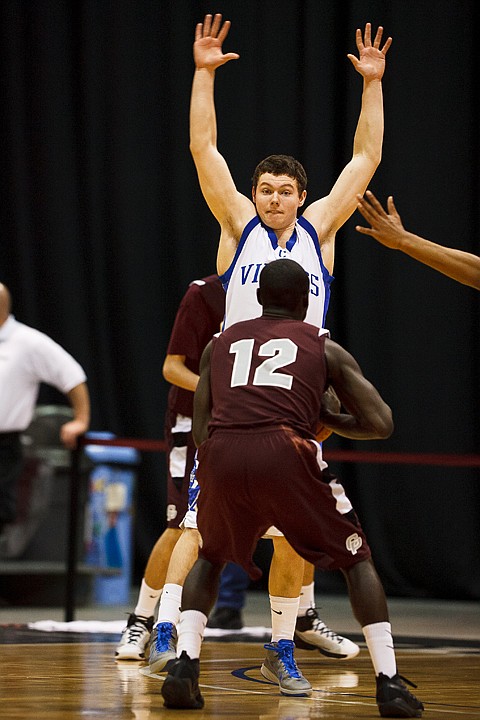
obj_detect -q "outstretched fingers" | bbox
[355,25,366,52]
[217,18,232,44]
[372,25,392,55]
[387,195,397,214]
[356,23,392,56]
[363,190,387,215]
[203,13,213,36]
[355,192,382,226]
[363,22,372,48]
[379,33,392,55]
[210,13,221,37]
[361,192,386,219]
[372,25,383,49]
[196,13,231,42]
[194,22,203,42]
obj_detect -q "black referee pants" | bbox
[0,432,23,528]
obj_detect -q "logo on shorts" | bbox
[166,504,177,521]
[346,533,362,555]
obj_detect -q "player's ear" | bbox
[298,190,307,206]
[252,186,256,203]
[256,287,262,306]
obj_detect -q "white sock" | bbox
[177,609,207,659]
[363,621,397,677]
[298,582,315,617]
[269,595,300,642]
[134,579,161,619]
[156,583,183,626]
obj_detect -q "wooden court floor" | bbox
[1,635,479,719]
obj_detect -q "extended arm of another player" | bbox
[320,339,393,440]
[60,382,91,449]
[192,341,213,448]
[356,191,480,290]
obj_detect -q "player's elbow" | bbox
[189,139,199,157]
[189,136,210,159]
[372,145,382,166]
[162,357,174,384]
[371,407,393,439]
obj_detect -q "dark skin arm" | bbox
[320,338,393,439]
[193,335,393,444]
[356,191,480,290]
[192,340,213,448]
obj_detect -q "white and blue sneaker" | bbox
[261,639,312,696]
[149,622,177,673]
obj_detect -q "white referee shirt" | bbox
[0,315,87,432]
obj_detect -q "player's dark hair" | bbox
[259,259,309,312]
[252,155,307,195]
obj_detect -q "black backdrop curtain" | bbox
[1,0,479,599]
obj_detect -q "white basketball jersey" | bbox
[220,215,333,330]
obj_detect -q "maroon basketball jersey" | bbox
[167,276,225,417]
[209,316,328,438]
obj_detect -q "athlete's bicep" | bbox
[304,155,377,238]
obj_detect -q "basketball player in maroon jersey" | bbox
[161,259,423,718]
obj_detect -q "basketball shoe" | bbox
[149,621,177,673]
[161,651,204,709]
[294,607,360,659]
[376,673,424,717]
[115,613,154,660]
[261,639,312,696]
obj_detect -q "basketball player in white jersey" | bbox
[186,13,392,688]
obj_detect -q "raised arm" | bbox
[319,338,393,440]
[190,14,253,274]
[356,191,480,290]
[303,24,391,274]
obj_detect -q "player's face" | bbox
[252,173,306,230]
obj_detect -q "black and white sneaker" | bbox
[115,613,154,660]
[294,608,360,659]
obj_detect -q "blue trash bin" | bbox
[83,432,140,605]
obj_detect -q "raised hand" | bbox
[194,13,240,71]
[355,191,405,249]
[347,23,392,81]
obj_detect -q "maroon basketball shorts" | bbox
[196,426,371,579]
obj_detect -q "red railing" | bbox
[63,437,480,621]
